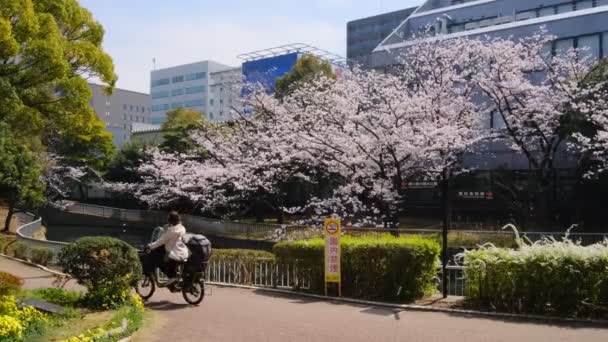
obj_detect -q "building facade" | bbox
[373,0,608,68]
[89,83,151,147]
[367,0,608,171]
[347,7,417,68]
[209,67,242,121]
[150,61,237,124]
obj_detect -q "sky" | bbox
[80,0,423,93]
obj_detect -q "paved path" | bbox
[0,256,82,291]
[146,286,608,342]
[3,257,607,342]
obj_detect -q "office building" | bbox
[373,0,608,69]
[150,61,237,124]
[89,83,151,146]
[238,44,346,95]
[347,7,417,68]
[209,67,242,121]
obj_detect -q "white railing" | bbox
[206,258,310,290]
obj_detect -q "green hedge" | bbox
[274,235,440,302]
[30,247,54,266]
[464,241,608,317]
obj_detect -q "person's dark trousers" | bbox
[142,248,165,274]
[165,258,180,278]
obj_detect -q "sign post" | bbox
[324,218,341,297]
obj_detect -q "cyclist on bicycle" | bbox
[145,211,189,285]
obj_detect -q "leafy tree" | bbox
[0,124,45,232]
[274,54,336,99]
[0,0,117,167]
[160,108,205,154]
[105,141,151,183]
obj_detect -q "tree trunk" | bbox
[2,205,14,233]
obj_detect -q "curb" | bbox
[207,282,608,326]
[0,253,70,278]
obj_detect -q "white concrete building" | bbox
[89,83,151,146]
[150,60,237,124]
[209,67,242,121]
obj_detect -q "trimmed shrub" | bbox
[0,272,23,296]
[274,235,440,302]
[464,239,608,317]
[58,237,142,310]
[30,247,54,266]
[11,242,29,260]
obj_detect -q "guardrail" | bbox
[64,203,608,245]
[14,212,69,264]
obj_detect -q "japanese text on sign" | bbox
[324,218,341,283]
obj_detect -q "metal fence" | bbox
[203,256,465,297]
[205,258,310,290]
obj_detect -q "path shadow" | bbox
[250,288,608,329]
[145,300,191,311]
[443,311,608,330]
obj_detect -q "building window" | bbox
[151,104,170,112]
[210,99,214,106]
[172,88,184,96]
[576,0,593,10]
[555,38,574,56]
[185,72,206,81]
[557,3,573,14]
[183,99,205,108]
[578,34,601,62]
[123,104,127,110]
[209,113,214,120]
[171,102,183,109]
[185,86,206,94]
[172,75,184,83]
[151,78,170,87]
[123,113,127,120]
[152,91,170,99]
[129,115,133,121]
[105,111,110,117]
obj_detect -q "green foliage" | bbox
[11,242,29,260]
[28,288,84,308]
[160,108,206,154]
[104,142,151,183]
[464,240,608,317]
[29,247,54,266]
[274,235,440,302]
[0,0,116,169]
[0,124,45,231]
[58,237,142,310]
[0,272,23,296]
[275,54,336,99]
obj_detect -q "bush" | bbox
[0,272,23,296]
[11,242,29,260]
[464,239,608,317]
[30,247,54,266]
[58,237,142,310]
[274,235,440,302]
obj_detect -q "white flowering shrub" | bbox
[464,227,608,317]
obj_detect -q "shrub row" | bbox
[464,240,608,317]
[1,239,54,266]
[274,235,440,302]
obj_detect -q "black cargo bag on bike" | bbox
[182,234,212,273]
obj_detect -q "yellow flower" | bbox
[0,314,24,339]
